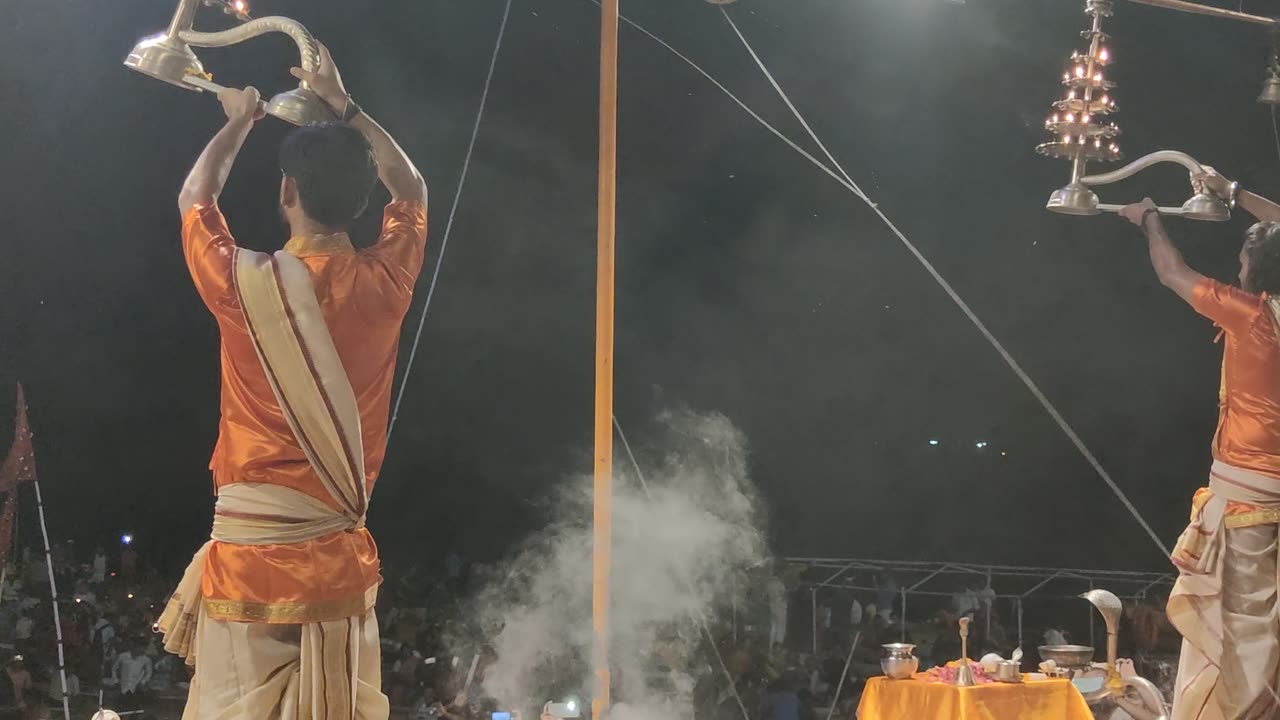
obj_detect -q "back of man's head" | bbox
[279,123,377,230]
[1244,222,1280,295]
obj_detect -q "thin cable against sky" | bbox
[714,7,1169,558]
[579,0,1168,557]
[388,0,514,443]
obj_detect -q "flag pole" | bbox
[12,386,71,720]
[593,0,619,716]
[34,478,71,720]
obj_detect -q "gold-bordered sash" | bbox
[233,248,366,519]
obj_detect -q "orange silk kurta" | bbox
[182,200,427,623]
[1189,278,1280,527]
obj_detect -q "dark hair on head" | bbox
[1243,222,1280,294]
[279,122,377,229]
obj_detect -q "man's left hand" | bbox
[1193,166,1233,199]
[1118,198,1158,227]
[218,86,265,124]
[291,44,349,111]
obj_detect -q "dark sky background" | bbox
[2,0,1278,574]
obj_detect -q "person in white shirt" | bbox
[91,548,108,585]
[951,588,980,618]
[14,612,33,652]
[93,611,117,672]
[46,670,80,703]
[14,613,33,640]
[767,577,788,654]
[112,639,153,711]
[1043,628,1069,647]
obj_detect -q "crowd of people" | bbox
[369,567,1183,720]
[0,545,494,720]
[0,540,179,719]
[0,542,1183,720]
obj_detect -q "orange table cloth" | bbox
[856,675,1094,720]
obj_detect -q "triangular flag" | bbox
[0,384,37,493]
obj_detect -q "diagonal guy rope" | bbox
[581,0,1168,558]
[388,0,515,442]
[714,8,1169,558]
[717,9,1280,712]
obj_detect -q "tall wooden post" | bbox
[592,0,619,718]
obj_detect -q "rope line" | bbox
[1271,104,1280,165]
[717,7,1169,558]
[388,0,515,441]
[594,2,1168,558]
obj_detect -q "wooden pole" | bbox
[593,0,619,717]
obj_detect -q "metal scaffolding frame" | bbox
[785,557,1175,652]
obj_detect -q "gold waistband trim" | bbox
[1225,508,1280,529]
[202,582,378,625]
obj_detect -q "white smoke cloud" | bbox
[462,409,772,719]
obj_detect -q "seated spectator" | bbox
[763,670,804,720]
[6,656,33,712]
[92,548,108,585]
[14,612,33,653]
[44,666,79,704]
[389,643,424,707]
[931,611,962,664]
[112,638,153,715]
[91,610,117,675]
[1043,627,1069,647]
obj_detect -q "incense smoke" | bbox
[463,409,771,719]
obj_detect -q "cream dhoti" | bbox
[1169,461,1280,720]
[158,483,387,720]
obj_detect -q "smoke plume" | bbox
[462,409,771,719]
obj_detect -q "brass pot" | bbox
[880,643,919,680]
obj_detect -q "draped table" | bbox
[856,675,1094,720]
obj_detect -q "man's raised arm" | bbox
[178,87,264,216]
[1196,167,1280,224]
[1119,198,1205,303]
[291,46,427,206]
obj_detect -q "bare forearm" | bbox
[178,117,254,215]
[1143,214,1202,302]
[1238,190,1280,223]
[349,111,426,205]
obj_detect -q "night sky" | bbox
[2,0,1277,574]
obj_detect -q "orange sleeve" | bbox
[358,200,428,313]
[182,204,238,315]
[1189,277,1262,336]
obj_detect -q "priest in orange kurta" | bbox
[1121,179,1280,720]
[158,45,427,720]
[185,191,423,626]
